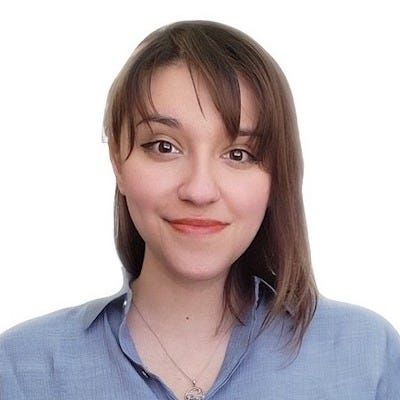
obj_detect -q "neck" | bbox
[129,264,232,337]
[127,265,236,400]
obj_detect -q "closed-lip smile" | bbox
[167,218,229,234]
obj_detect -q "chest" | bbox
[130,325,231,400]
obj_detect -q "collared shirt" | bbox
[1,278,399,399]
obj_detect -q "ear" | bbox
[109,147,126,195]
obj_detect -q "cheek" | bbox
[119,167,153,220]
[124,187,150,217]
[233,174,271,222]
[123,184,160,243]
[119,164,173,227]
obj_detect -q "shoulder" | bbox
[0,294,126,399]
[0,294,124,366]
[312,296,399,341]
[288,297,400,398]
[307,297,400,376]
[1,302,83,359]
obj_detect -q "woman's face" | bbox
[114,63,271,284]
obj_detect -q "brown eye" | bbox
[141,140,180,154]
[224,149,255,163]
[230,149,245,161]
[158,141,173,153]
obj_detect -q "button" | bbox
[141,369,149,378]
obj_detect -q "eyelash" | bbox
[141,140,180,154]
[141,140,257,163]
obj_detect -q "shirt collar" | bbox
[82,275,276,330]
[82,270,131,330]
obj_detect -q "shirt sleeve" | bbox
[0,332,27,400]
[376,320,400,399]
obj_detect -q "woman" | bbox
[1,20,399,399]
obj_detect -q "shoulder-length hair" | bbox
[104,20,318,348]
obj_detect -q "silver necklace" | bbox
[132,301,229,400]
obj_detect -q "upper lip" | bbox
[167,218,228,226]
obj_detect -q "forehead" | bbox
[143,63,258,132]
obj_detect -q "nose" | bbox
[177,159,221,206]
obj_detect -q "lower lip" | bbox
[168,221,227,234]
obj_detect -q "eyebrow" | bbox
[238,128,259,136]
[136,114,182,129]
[136,113,259,136]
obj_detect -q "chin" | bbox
[171,263,230,284]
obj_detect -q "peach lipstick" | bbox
[168,218,228,234]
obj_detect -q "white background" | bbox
[0,0,399,333]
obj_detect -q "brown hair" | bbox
[104,20,318,348]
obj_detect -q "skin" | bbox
[111,62,272,397]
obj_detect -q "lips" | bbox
[167,218,229,234]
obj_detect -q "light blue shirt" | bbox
[1,279,399,399]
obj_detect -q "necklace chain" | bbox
[131,300,230,399]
